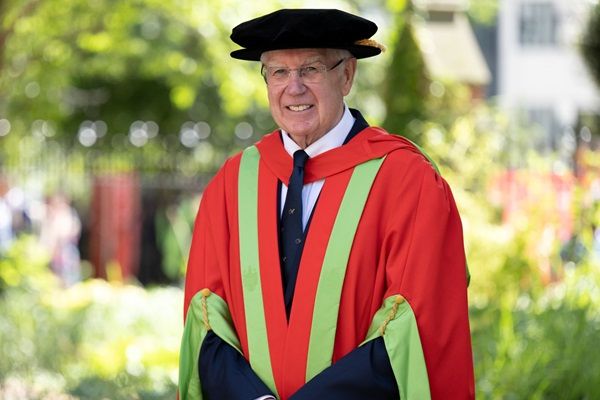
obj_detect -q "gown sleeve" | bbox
[289,337,398,399]
[198,332,275,399]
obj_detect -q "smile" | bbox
[287,104,312,112]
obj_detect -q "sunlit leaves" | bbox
[170,85,196,109]
[0,0,398,172]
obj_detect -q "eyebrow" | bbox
[265,59,326,69]
[263,55,325,67]
[302,56,323,64]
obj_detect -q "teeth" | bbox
[288,105,311,112]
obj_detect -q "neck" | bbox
[289,133,322,149]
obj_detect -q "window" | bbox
[519,2,559,46]
[427,10,454,23]
[526,107,561,150]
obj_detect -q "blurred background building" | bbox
[413,0,492,100]
[497,0,600,152]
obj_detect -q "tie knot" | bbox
[293,150,309,168]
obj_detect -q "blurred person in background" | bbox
[39,193,82,286]
[179,9,474,400]
[0,175,13,254]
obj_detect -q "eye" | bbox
[300,66,319,77]
[270,68,290,79]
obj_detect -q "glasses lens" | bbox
[300,66,322,83]
[262,60,342,85]
[271,68,290,84]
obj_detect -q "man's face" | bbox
[261,48,356,147]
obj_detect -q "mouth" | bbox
[286,104,313,112]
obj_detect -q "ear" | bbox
[341,57,357,96]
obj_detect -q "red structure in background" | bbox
[489,149,600,283]
[491,170,575,242]
[89,173,141,280]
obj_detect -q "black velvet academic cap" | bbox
[230,9,384,61]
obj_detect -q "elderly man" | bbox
[179,9,474,400]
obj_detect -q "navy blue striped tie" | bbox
[281,149,309,316]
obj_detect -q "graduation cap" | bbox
[230,9,385,61]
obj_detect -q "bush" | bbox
[472,263,600,399]
[0,237,182,399]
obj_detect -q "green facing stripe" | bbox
[362,296,431,400]
[305,156,386,381]
[405,138,440,175]
[179,291,241,400]
[238,146,278,395]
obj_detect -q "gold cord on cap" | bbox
[354,39,386,52]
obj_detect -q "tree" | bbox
[381,3,430,144]
[582,1,600,90]
[0,0,399,173]
[0,0,286,172]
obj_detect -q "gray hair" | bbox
[326,48,353,62]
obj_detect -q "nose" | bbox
[285,72,307,95]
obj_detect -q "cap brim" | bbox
[230,45,382,61]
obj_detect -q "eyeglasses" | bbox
[261,58,350,85]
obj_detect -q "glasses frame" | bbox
[260,57,351,85]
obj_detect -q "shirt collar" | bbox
[281,105,356,158]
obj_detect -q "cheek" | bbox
[267,91,281,113]
[267,89,276,106]
[318,87,342,111]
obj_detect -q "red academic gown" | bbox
[182,125,475,399]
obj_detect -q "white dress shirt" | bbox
[253,108,355,400]
[280,106,355,230]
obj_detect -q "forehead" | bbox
[261,48,332,65]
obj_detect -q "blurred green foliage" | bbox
[0,0,269,150]
[1,0,600,398]
[418,83,600,398]
[381,6,430,144]
[0,237,181,399]
[0,0,395,179]
[156,194,198,280]
[467,0,499,26]
[472,263,600,399]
